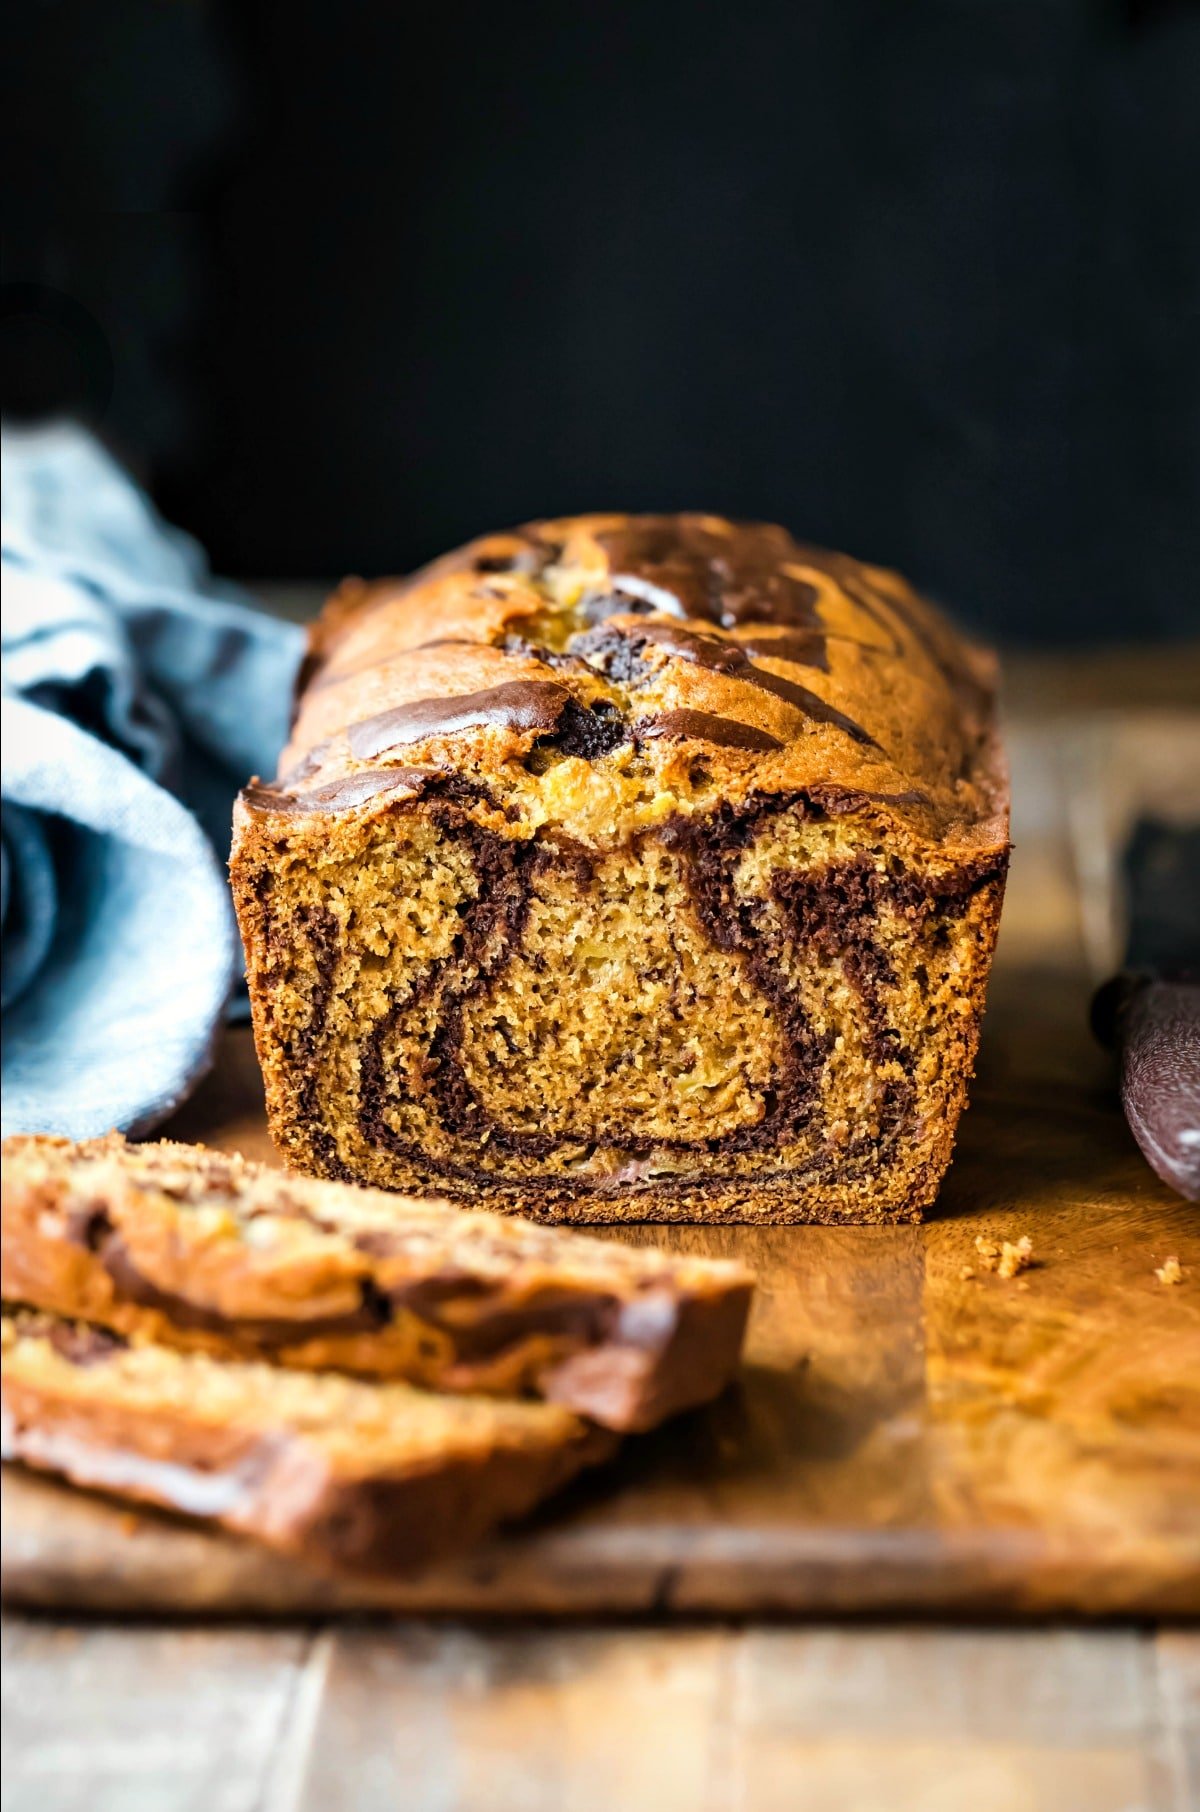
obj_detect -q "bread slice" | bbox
[1,1307,614,1575]
[1,1134,753,1432]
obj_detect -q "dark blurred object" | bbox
[1092,822,1200,1200]
[0,3,237,471]
[4,1,1200,641]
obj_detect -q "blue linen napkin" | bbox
[2,424,304,1138]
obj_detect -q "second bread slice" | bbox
[1,1306,613,1576]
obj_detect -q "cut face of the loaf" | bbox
[235,784,1004,1222]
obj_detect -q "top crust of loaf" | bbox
[247,515,1008,858]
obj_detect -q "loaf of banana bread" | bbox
[1,1133,752,1430]
[232,515,1008,1222]
[1,1307,613,1575]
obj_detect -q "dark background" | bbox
[4,0,1199,643]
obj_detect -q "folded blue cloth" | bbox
[2,425,304,1138]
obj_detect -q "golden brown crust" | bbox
[1,1134,753,1431]
[232,515,1009,1223]
[272,514,1006,854]
[0,1308,614,1577]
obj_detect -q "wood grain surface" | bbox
[4,1620,1196,1812]
[3,696,1198,1620]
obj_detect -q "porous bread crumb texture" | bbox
[235,781,1004,1222]
[232,515,1009,1223]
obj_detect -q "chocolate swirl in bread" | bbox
[232,514,1008,1223]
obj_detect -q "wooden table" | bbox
[3,648,1199,1811]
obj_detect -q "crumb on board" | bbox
[974,1234,1035,1279]
[998,1237,1034,1279]
[1155,1256,1184,1286]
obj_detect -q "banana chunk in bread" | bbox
[1,1307,613,1576]
[1,1133,753,1431]
[232,514,1009,1222]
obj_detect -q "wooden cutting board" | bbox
[4,692,1199,1619]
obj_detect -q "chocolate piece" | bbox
[536,698,629,761]
[593,517,824,634]
[347,681,571,760]
[623,622,759,672]
[735,629,830,672]
[242,770,433,815]
[634,710,784,753]
[569,624,656,685]
[497,636,590,675]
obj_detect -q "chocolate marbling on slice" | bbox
[1,1133,754,1431]
[1,1306,613,1577]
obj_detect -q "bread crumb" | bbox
[997,1237,1034,1279]
[1155,1256,1184,1286]
[973,1233,1034,1278]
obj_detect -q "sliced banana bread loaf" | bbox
[1,1133,752,1431]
